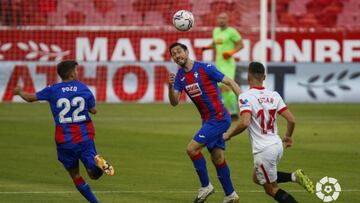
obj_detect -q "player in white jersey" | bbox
[224,62,314,203]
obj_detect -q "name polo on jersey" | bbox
[36,80,96,147]
[174,61,229,121]
[238,87,287,154]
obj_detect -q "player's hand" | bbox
[223,132,231,141]
[282,136,293,148]
[13,86,22,95]
[222,50,236,59]
[201,45,212,51]
[168,73,175,87]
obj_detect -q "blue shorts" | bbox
[57,140,98,170]
[193,117,231,151]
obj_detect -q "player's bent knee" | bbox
[211,155,224,165]
[263,185,278,197]
[186,147,198,158]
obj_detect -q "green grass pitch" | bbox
[0,103,359,203]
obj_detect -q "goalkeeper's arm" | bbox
[223,39,244,59]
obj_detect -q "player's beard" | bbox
[176,57,187,67]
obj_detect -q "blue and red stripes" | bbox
[185,71,211,121]
[198,67,225,120]
[55,121,95,145]
[73,176,85,186]
[181,64,228,122]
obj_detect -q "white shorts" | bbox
[253,141,283,185]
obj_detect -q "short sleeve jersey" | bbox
[213,27,241,66]
[238,87,288,154]
[36,80,96,147]
[173,61,229,121]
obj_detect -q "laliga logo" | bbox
[316,176,341,202]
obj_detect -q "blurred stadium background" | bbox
[0,0,359,202]
[0,0,359,102]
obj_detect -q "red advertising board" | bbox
[0,29,359,62]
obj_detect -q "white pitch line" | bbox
[0,189,359,194]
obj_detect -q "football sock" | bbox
[291,172,296,182]
[91,166,104,179]
[274,188,298,203]
[191,152,209,187]
[73,176,99,203]
[277,171,292,183]
[215,160,235,196]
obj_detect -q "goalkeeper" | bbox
[203,12,244,121]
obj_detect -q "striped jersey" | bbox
[174,61,229,121]
[238,87,288,154]
[36,80,96,148]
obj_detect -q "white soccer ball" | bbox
[172,10,194,32]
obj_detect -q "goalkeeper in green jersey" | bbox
[202,12,244,121]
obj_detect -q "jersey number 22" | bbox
[57,97,86,123]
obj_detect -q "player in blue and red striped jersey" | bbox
[13,60,114,203]
[168,43,242,203]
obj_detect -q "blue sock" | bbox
[216,160,234,196]
[74,176,99,203]
[91,167,103,179]
[191,153,209,187]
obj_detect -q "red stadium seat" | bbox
[0,0,356,30]
[65,11,86,25]
[144,11,165,25]
[38,0,57,14]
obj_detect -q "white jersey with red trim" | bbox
[238,87,288,154]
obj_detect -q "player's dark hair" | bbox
[169,42,187,54]
[57,60,78,80]
[249,61,265,80]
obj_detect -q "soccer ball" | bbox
[172,10,194,32]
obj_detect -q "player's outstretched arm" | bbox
[279,109,296,148]
[13,86,37,102]
[221,76,241,96]
[223,112,251,141]
[168,73,180,106]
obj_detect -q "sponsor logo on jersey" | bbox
[186,83,202,97]
[240,98,250,107]
[215,38,223,44]
[240,99,248,104]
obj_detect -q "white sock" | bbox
[291,172,296,182]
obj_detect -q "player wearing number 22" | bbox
[224,62,315,203]
[13,60,114,203]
